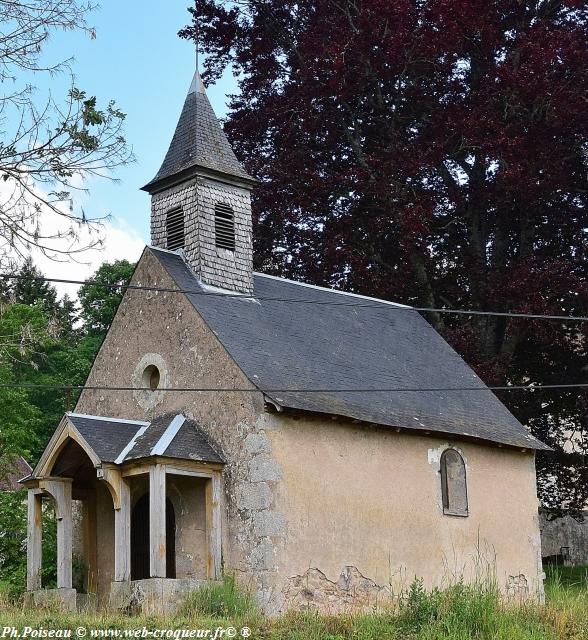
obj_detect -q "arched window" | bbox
[166,207,184,251]
[440,449,468,516]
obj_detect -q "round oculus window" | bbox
[142,364,161,391]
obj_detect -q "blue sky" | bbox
[41,0,238,246]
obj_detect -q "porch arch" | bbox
[37,419,101,479]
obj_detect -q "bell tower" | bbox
[142,72,256,294]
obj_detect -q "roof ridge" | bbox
[253,272,411,308]
[149,248,409,308]
[115,423,150,465]
[66,412,150,426]
[151,414,186,456]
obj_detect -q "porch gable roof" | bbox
[27,412,224,481]
[67,413,148,464]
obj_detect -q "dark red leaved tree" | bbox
[182,0,588,516]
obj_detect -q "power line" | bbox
[1,383,587,393]
[1,273,587,322]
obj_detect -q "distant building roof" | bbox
[0,456,32,491]
[142,72,254,193]
[150,246,549,451]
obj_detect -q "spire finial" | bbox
[188,71,206,95]
[189,19,205,95]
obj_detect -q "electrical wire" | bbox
[1,273,587,322]
[1,383,587,393]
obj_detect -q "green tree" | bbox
[0,489,57,597]
[0,256,138,595]
[0,372,43,476]
[12,258,59,315]
[0,258,135,463]
[0,302,48,471]
[78,260,135,337]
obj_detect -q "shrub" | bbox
[182,575,258,619]
[0,490,57,598]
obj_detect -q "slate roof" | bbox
[150,247,549,451]
[63,413,224,466]
[67,414,146,463]
[142,72,253,193]
[125,414,224,463]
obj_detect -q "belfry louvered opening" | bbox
[214,202,235,251]
[166,207,184,251]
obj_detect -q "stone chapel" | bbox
[22,70,548,615]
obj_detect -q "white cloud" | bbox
[0,177,147,299]
[29,218,146,299]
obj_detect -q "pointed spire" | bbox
[188,70,206,95]
[142,71,254,194]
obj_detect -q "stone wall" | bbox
[75,249,284,610]
[150,177,253,294]
[540,511,588,565]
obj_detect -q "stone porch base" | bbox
[24,589,77,612]
[109,578,212,615]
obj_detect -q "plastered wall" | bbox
[266,415,544,611]
[166,475,208,579]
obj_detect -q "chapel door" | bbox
[131,494,176,580]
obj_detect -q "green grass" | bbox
[0,571,587,640]
[181,575,259,619]
[544,565,588,591]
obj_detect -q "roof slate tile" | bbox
[143,73,253,192]
[149,247,549,451]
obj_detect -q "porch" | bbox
[21,413,224,612]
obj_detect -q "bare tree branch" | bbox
[0,1,133,266]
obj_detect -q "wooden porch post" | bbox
[26,489,43,591]
[40,478,73,589]
[114,477,131,581]
[205,472,222,579]
[56,480,73,589]
[96,466,131,582]
[149,464,166,578]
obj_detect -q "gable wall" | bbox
[74,249,284,604]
